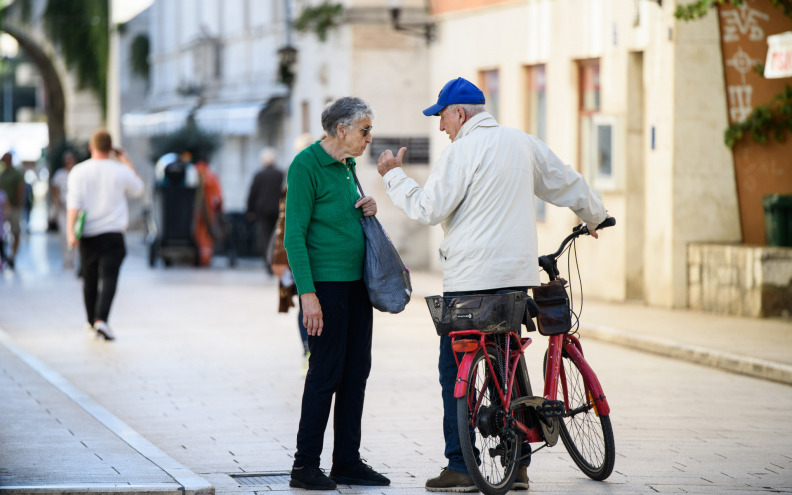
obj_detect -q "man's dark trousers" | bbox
[293,279,373,468]
[439,286,531,474]
[79,232,126,325]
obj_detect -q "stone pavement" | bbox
[1,231,791,495]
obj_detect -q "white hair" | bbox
[446,103,486,117]
[259,147,277,166]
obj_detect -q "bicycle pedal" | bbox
[537,399,564,418]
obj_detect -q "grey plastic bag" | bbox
[352,169,412,313]
[360,215,412,313]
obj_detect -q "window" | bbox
[479,69,500,121]
[524,65,547,220]
[369,137,430,165]
[577,59,619,191]
[524,65,547,141]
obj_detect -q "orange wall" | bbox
[431,0,515,15]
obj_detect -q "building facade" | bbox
[426,0,748,309]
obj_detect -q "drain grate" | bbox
[230,472,292,486]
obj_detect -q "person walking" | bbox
[376,77,610,492]
[193,157,224,266]
[0,152,25,267]
[0,188,11,269]
[51,151,78,270]
[66,129,144,341]
[284,97,388,490]
[246,147,284,273]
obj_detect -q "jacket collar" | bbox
[455,112,499,142]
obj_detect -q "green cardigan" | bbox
[284,141,365,295]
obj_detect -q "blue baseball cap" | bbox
[423,77,485,116]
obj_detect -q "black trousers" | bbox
[294,279,373,468]
[79,232,126,325]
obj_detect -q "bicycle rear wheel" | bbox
[546,350,615,480]
[457,343,520,495]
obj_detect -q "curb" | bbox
[580,323,792,386]
[0,329,214,495]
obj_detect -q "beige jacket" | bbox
[382,112,607,291]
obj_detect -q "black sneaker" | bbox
[289,465,337,490]
[330,459,390,486]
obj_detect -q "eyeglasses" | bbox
[347,123,373,137]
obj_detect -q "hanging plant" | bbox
[724,84,792,148]
[294,2,343,42]
[130,33,150,81]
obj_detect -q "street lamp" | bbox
[387,0,435,45]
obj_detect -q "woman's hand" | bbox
[355,196,377,217]
[300,292,324,336]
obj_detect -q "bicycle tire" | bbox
[544,349,615,480]
[457,343,520,495]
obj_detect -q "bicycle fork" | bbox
[544,334,611,417]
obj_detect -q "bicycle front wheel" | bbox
[457,343,520,495]
[549,350,615,480]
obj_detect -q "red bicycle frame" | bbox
[450,328,610,438]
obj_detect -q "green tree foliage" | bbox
[149,118,221,163]
[42,0,109,113]
[294,2,343,42]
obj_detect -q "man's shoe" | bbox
[93,321,116,341]
[512,465,529,491]
[425,468,478,492]
[289,465,337,490]
[330,459,390,486]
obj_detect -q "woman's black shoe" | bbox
[330,460,390,486]
[289,465,337,490]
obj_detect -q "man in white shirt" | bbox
[67,129,144,341]
[377,77,609,492]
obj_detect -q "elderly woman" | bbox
[284,97,389,490]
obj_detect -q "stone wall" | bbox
[688,243,792,318]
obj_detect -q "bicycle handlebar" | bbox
[538,216,616,280]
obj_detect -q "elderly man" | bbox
[377,77,609,492]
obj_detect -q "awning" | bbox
[121,107,193,137]
[764,31,792,79]
[193,102,266,136]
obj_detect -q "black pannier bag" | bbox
[425,291,528,336]
[531,279,572,336]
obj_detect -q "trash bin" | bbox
[762,194,792,247]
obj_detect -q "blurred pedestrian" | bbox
[193,157,224,266]
[377,77,609,492]
[0,188,11,269]
[67,130,144,341]
[271,186,308,372]
[271,135,314,375]
[0,152,25,266]
[246,147,283,273]
[51,151,78,270]
[284,97,388,490]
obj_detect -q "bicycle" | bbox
[426,217,617,495]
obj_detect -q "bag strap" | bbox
[350,165,366,198]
